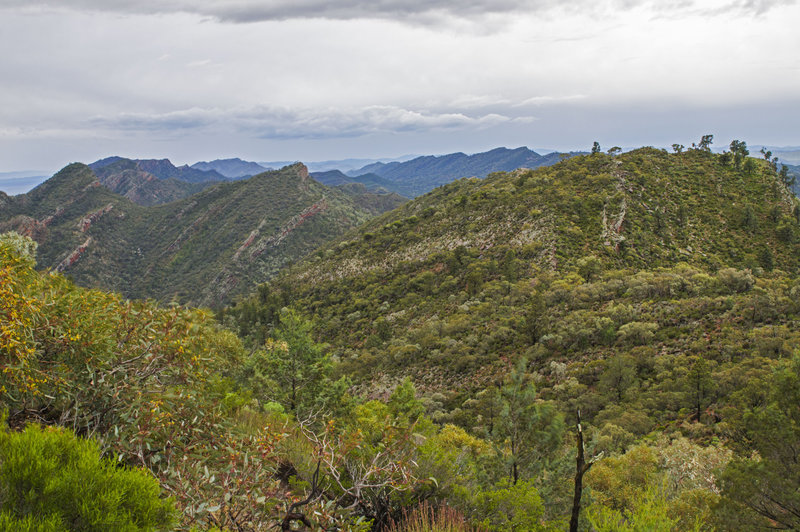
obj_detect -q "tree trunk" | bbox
[570,410,595,532]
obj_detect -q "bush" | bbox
[0,421,176,531]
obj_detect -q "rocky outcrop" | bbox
[55,237,92,272]
[79,204,114,232]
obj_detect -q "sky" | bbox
[1,0,799,172]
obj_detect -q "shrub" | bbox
[0,421,176,531]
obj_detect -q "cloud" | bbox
[87,105,533,140]
[4,0,791,23]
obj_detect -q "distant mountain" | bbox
[191,158,269,179]
[345,146,572,197]
[0,163,375,306]
[332,182,407,215]
[0,172,51,195]
[311,169,400,193]
[260,156,416,174]
[89,157,216,206]
[749,146,800,165]
[786,164,800,195]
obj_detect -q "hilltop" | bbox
[0,163,379,306]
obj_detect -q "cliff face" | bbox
[0,163,375,306]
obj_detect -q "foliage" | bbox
[0,419,176,531]
[718,355,800,529]
[0,234,291,529]
[588,486,681,532]
[241,307,336,414]
[472,478,552,531]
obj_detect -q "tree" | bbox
[248,307,331,414]
[592,141,602,154]
[522,290,547,344]
[599,354,638,403]
[607,146,622,156]
[780,165,796,188]
[730,139,749,170]
[494,359,564,484]
[742,205,757,232]
[671,144,684,154]
[719,355,800,529]
[697,134,713,152]
[685,356,713,422]
[570,410,602,532]
[743,158,757,176]
[758,245,774,271]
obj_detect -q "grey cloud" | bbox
[89,108,217,132]
[0,0,561,21]
[11,0,783,23]
[87,105,531,139]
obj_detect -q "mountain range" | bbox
[0,163,378,306]
[342,146,572,197]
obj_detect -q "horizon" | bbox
[4,140,800,175]
[2,1,799,172]
[3,139,799,196]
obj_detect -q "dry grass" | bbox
[386,502,485,532]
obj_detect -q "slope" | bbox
[228,147,800,398]
[0,163,374,306]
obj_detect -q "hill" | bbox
[347,146,571,197]
[0,163,376,306]
[229,146,800,393]
[191,158,270,178]
[218,145,800,528]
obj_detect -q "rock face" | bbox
[0,163,377,306]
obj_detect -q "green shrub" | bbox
[0,421,176,531]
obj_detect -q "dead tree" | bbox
[569,410,602,532]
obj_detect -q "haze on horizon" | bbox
[1,0,799,172]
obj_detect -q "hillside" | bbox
[229,147,800,392]
[347,146,570,197]
[0,163,375,306]
[218,146,800,529]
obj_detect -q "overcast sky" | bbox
[1,0,799,171]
